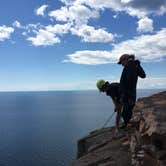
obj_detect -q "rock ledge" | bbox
[71,91,166,166]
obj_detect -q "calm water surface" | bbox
[0,89,164,166]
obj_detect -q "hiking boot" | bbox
[119,121,133,128]
[120,124,127,129]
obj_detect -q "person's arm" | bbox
[135,60,146,78]
[112,98,122,130]
[112,98,121,112]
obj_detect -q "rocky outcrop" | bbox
[72,127,131,166]
[130,91,166,166]
[71,91,166,166]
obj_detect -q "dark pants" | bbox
[121,103,135,126]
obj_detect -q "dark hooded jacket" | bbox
[120,60,146,103]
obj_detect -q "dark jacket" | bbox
[120,60,146,103]
[106,83,121,104]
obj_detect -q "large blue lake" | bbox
[0,89,164,166]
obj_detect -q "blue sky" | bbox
[0,0,166,91]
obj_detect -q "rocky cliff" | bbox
[71,91,166,166]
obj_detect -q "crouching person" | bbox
[96,80,122,131]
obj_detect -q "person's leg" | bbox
[121,103,135,127]
[116,107,121,129]
[126,104,134,123]
[121,103,128,126]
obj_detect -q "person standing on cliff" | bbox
[118,54,146,128]
[96,80,122,131]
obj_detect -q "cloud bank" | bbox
[138,77,166,89]
[64,28,166,64]
[26,0,166,46]
[1,0,166,65]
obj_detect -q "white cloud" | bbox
[36,5,48,16]
[46,23,71,35]
[64,50,118,65]
[137,17,153,33]
[13,0,166,46]
[73,0,123,11]
[49,4,114,43]
[27,29,60,46]
[49,7,69,22]
[22,32,27,36]
[60,0,75,6]
[27,23,71,46]
[49,4,99,26]
[113,14,119,19]
[64,28,166,64]
[70,25,114,43]
[0,25,14,41]
[25,23,44,32]
[121,0,133,4]
[12,20,22,28]
[26,21,114,46]
[49,0,166,45]
[19,23,44,39]
[138,77,166,89]
[127,0,166,16]
[61,0,166,18]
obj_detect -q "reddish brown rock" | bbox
[130,91,166,166]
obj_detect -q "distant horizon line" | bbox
[0,88,165,93]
